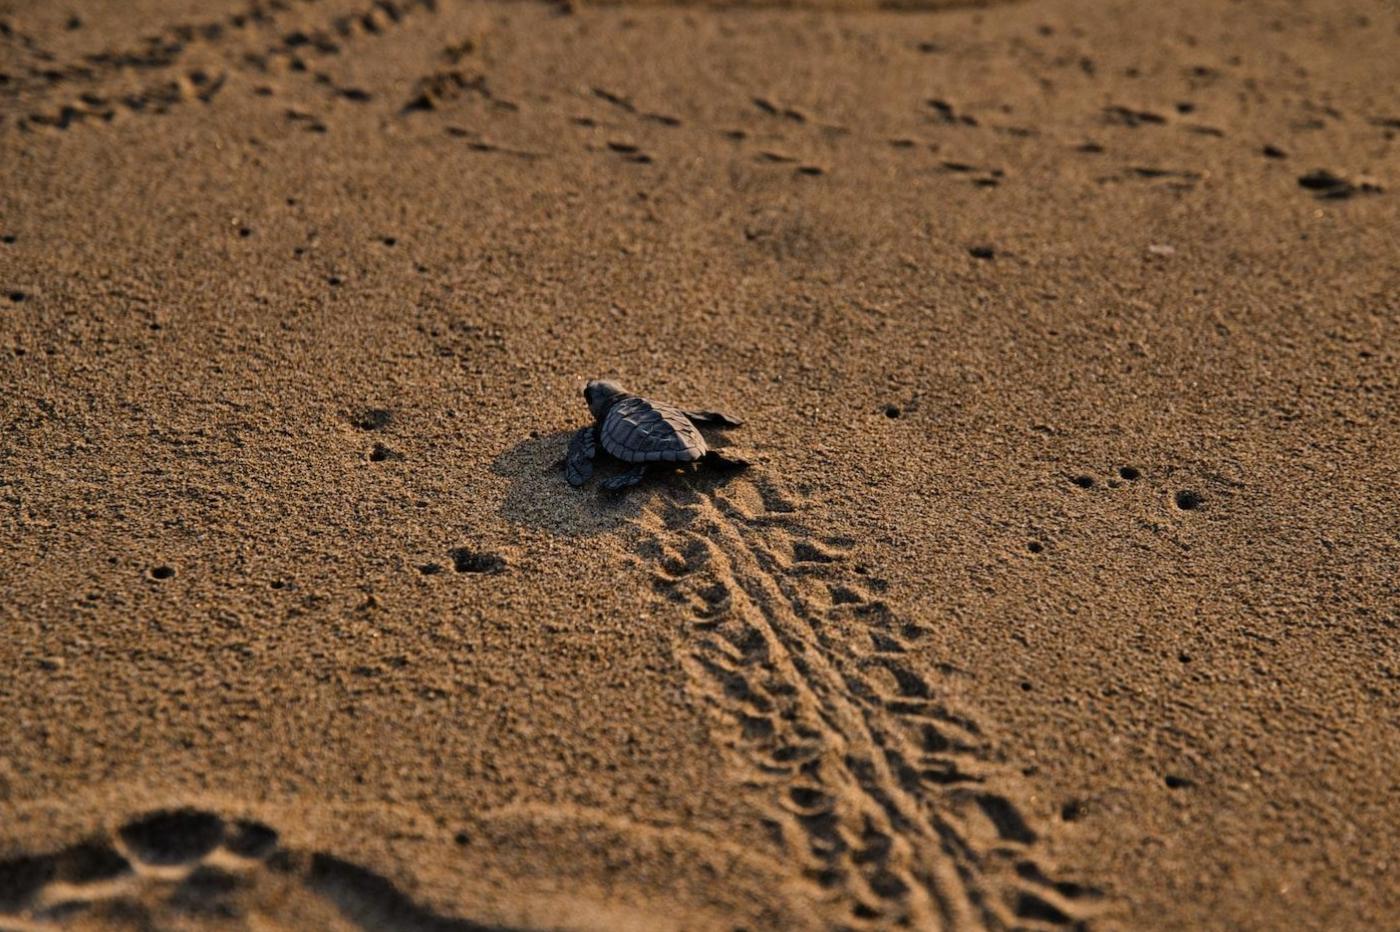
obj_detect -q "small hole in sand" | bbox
[883,404,901,419]
[8,291,27,303]
[149,565,176,580]
[1071,475,1094,489]
[368,442,394,462]
[1,235,16,244]
[1020,681,1033,691]
[1178,651,1192,663]
[327,275,343,287]
[788,787,830,810]
[380,236,397,247]
[418,563,443,575]
[968,245,995,260]
[1175,490,1204,510]
[1164,774,1194,789]
[1119,466,1141,481]
[449,549,504,574]
[1027,540,1044,554]
[453,831,470,846]
[238,227,252,238]
[1060,800,1084,822]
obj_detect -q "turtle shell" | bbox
[600,396,707,464]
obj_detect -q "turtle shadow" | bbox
[490,430,748,539]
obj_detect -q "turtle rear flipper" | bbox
[684,410,743,429]
[600,464,647,493]
[566,426,597,487]
[703,450,750,471]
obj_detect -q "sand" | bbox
[1,0,1397,928]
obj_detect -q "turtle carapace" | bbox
[566,380,748,492]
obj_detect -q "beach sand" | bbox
[1,0,1396,928]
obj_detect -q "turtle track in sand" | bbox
[635,476,1105,931]
[0,808,509,932]
[2,0,441,133]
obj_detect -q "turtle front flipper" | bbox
[683,410,743,429]
[600,464,647,493]
[566,426,597,487]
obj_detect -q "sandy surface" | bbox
[1,0,1397,929]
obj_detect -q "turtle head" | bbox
[584,380,626,421]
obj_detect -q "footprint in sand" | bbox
[0,808,510,931]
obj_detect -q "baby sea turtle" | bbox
[566,380,749,492]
